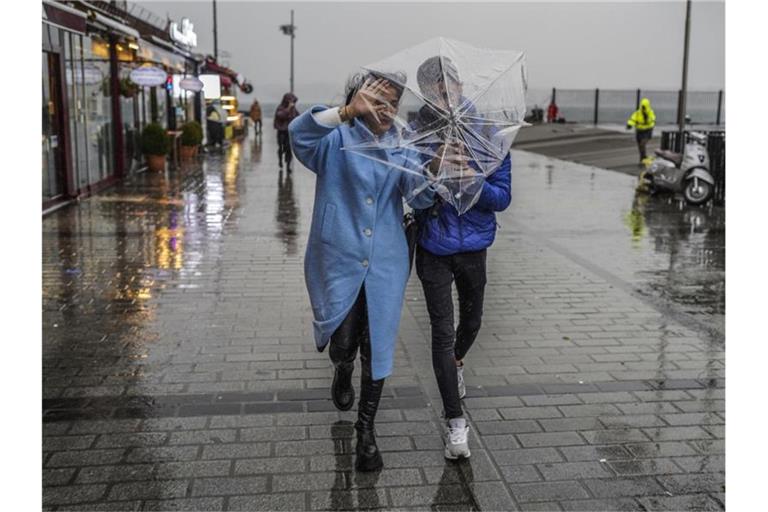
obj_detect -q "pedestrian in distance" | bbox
[206,101,225,150]
[249,99,263,136]
[275,93,300,172]
[411,55,512,461]
[288,73,435,472]
[627,97,657,166]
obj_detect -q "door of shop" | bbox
[43,51,67,205]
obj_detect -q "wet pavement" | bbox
[43,124,724,511]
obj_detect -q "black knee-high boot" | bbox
[355,328,384,472]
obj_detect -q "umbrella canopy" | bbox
[343,37,528,214]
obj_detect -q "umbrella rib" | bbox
[457,54,525,113]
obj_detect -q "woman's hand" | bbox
[428,141,471,176]
[347,78,393,123]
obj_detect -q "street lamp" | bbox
[678,0,692,146]
[279,10,296,93]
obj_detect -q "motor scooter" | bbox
[641,132,715,205]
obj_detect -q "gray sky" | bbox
[137,1,725,104]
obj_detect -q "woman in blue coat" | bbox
[289,74,435,471]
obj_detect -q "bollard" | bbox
[594,88,599,125]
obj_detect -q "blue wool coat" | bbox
[289,106,435,380]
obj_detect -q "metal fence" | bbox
[529,88,725,126]
[661,130,726,204]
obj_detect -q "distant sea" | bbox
[249,89,724,126]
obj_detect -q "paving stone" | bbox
[636,494,723,511]
[309,488,388,510]
[56,501,141,511]
[155,460,232,479]
[537,461,614,480]
[76,464,154,483]
[191,476,268,496]
[142,497,225,511]
[43,435,96,451]
[641,426,714,442]
[467,481,520,511]
[559,498,644,511]
[579,428,650,444]
[493,447,564,465]
[94,432,168,449]
[108,480,189,501]
[168,429,237,445]
[538,417,602,432]
[499,406,563,420]
[559,444,633,462]
[234,457,306,475]
[240,426,306,442]
[43,485,107,506]
[43,468,77,486]
[508,481,590,502]
[475,419,541,435]
[209,415,275,428]
[656,473,725,494]
[582,477,667,498]
[389,484,471,507]
[499,464,542,483]
[125,445,200,463]
[517,431,586,448]
[228,493,306,511]
[46,449,126,468]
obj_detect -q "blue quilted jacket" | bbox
[415,153,512,255]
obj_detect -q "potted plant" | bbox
[140,123,169,172]
[180,121,203,159]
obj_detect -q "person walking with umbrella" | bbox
[288,73,435,472]
[411,55,512,460]
[627,98,657,165]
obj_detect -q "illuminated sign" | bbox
[179,76,204,92]
[129,65,167,87]
[199,74,221,99]
[170,18,197,48]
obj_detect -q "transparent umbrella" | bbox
[343,37,528,214]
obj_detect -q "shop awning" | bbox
[42,0,87,33]
[92,12,140,40]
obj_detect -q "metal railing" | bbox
[529,88,725,126]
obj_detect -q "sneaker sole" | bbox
[444,446,471,460]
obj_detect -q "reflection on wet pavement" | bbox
[509,150,725,338]
[43,130,724,510]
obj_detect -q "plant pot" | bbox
[146,154,166,172]
[180,145,197,160]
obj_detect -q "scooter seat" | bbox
[654,149,682,165]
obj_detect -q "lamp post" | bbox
[279,10,296,93]
[212,0,218,60]
[678,0,692,146]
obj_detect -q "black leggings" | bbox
[277,130,293,166]
[328,285,384,430]
[416,246,487,419]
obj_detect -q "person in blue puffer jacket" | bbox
[411,56,512,460]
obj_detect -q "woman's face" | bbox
[362,83,401,136]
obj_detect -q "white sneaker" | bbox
[457,364,466,399]
[444,418,471,459]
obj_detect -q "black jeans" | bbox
[416,246,487,419]
[277,130,293,167]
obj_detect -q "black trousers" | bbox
[636,128,653,161]
[277,130,293,167]
[416,246,487,419]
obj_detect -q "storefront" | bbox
[42,1,203,212]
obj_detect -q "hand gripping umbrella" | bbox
[343,37,528,214]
